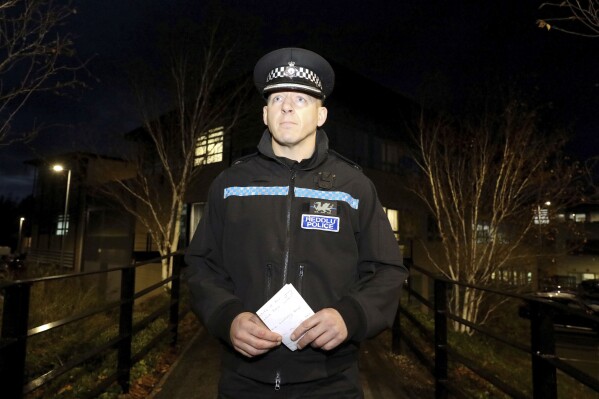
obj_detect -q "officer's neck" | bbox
[271,141,316,162]
[276,146,318,168]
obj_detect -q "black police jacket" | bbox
[185,129,408,386]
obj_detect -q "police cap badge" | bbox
[254,48,335,100]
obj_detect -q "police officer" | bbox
[185,47,408,398]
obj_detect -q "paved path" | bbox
[150,327,219,399]
[150,327,422,399]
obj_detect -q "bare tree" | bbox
[582,156,599,203]
[409,100,582,333]
[97,26,251,280]
[537,0,599,37]
[0,0,86,146]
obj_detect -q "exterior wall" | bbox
[551,208,599,283]
[555,254,599,282]
[27,154,135,272]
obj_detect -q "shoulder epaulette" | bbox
[329,150,362,171]
[232,152,258,165]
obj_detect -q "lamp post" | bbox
[17,217,25,254]
[52,164,71,268]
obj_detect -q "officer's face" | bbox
[263,91,327,160]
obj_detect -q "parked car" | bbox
[579,279,599,298]
[578,279,599,313]
[539,275,577,293]
[518,291,599,335]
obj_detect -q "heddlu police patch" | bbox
[301,214,340,232]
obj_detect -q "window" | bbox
[379,140,401,172]
[476,223,491,243]
[570,213,586,223]
[383,207,399,240]
[476,222,508,244]
[190,202,206,239]
[534,207,550,225]
[491,269,531,285]
[56,214,69,236]
[195,127,224,166]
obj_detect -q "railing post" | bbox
[169,254,183,346]
[117,263,135,393]
[434,278,448,399]
[0,282,32,399]
[530,300,557,399]
[392,259,411,354]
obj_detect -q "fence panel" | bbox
[394,262,599,398]
[0,252,188,398]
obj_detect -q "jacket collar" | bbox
[257,128,329,170]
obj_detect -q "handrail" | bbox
[393,261,599,398]
[0,251,188,398]
[0,251,179,288]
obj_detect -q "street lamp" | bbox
[52,164,71,268]
[17,217,25,254]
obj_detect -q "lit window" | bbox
[534,207,549,225]
[476,223,491,243]
[195,127,224,166]
[190,202,206,239]
[383,207,399,240]
[56,214,69,236]
[570,213,586,223]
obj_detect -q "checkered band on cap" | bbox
[266,65,323,90]
[254,48,334,99]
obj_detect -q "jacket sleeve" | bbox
[333,178,409,341]
[184,176,245,345]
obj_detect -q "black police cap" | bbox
[254,48,335,100]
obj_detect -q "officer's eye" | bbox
[272,95,284,103]
[294,95,309,106]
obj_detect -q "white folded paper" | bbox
[256,283,315,351]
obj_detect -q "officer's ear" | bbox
[317,106,328,127]
[263,105,270,126]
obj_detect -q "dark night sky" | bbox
[1,0,598,200]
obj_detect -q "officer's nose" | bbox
[281,96,294,113]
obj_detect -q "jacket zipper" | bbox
[265,263,273,301]
[282,169,296,285]
[297,264,305,295]
[276,166,297,391]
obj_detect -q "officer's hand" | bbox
[290,308,348,351]
[230,312,282,358]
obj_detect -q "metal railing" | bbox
[0,252,188,399]
[393,261,599,399]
